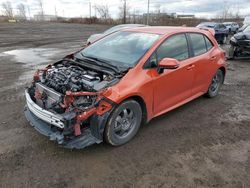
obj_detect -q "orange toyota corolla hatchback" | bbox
[24,27,226,149]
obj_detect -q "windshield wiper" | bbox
[79,54,123,73]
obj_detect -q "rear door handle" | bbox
[187,64,195,70]
[210,56,217,61]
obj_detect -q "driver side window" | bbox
[144,33,190,69]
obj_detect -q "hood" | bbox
[234,31,250,40]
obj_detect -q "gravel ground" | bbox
[0,22,249,188]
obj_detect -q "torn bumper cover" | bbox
[24,89,112,149]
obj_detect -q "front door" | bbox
[151,33,194,116]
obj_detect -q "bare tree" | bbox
[218,1,240,20]
[17,3,27,20]
[222,6,230,19]
[37,0,44,20]
[2,1,13,18]
[119,0,129,24]
[233,2,240,19]
[94,4,110,20]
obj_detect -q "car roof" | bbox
[115,24,146,27]
[125,26,210,35]
[199,22,217,25]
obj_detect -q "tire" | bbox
[104,100,142,146]
[206,69,224,98]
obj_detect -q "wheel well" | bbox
[127,96,148,125]
[219,67,226,83]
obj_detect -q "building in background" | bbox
[34,14,57,21]
[176,14,195,19]
[143,13,175,24]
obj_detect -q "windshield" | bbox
[79,31,160,67]
[103,25,127,34]
[103,24,145,34]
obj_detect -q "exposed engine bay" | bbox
[229,30,250,58]
[24,57,125,149]
[30,59,119,114]
[41,60,117,94]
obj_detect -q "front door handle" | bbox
[187,64,195,70]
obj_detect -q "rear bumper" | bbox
[24,106,102,149]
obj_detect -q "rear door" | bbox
[187,33,217,94]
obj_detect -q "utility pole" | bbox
[123,0,127,24]
[54,6,57,17]
[28,6,31,20]
[89,1,91,18]
[147,0,150,25]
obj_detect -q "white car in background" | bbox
[243,16,250,26]
[86,24,146,45]
[223,22,239,33]
[238,17,250,32]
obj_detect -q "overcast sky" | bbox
[1,0,250,18]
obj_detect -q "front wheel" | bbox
[206,69,224,98]
[104,100,142,146]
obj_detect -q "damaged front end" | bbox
[229,32,250,58]
[24,58,121,149]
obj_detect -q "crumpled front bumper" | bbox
[25,89,65,129]
[24,107,102,149]
[24,106,102,149]
[24,89,103,149]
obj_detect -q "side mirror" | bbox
[158,58,180,70]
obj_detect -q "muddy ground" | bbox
[0,23,249,188]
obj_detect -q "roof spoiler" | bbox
[199,28,215,36]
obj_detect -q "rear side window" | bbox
[204,36,213,51]
[189,33,207,56]
[157,34,189,61]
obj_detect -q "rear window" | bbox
[189,33,207,56]
[204,36,214,51]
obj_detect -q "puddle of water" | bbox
[0,47,80,93]
[1,48,62,65]
[0,48,65,93]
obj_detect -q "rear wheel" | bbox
[104,100,142,146]
[206,69,224,98]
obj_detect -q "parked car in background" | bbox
[223,22,239,33]
[86,24,146,45]
[238,17,250,32]
[243,16,250,27]
[197,22,229,44]
[228,24,250,59]
[24,27,226,149]
[238,24,250,32]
